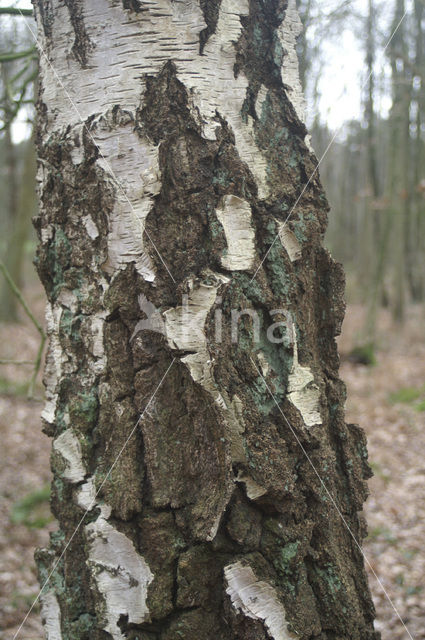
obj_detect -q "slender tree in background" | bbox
[361,0,379,282]
[362,0,385,345]
[0,136,37,321]
[305,0,425,349]
[388,0,409,324]
[0,61,19,321]
[365,0,380,203]
[31,2,381,639]
[410,0,425,302]
[0,16,37,321]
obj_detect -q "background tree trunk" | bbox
[33,1,378,639]
[0,136,36,321]
[0,58,19,321]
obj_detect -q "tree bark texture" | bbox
[33,1,378,639]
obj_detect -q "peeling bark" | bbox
[85,512,154,639]
[216,196,256,271]
[39,590,62,640]
[34,1,378,639]
[225,562,297,640]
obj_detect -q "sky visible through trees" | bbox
[0,0,392,137]
[2,0,425,340]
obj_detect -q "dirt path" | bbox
[0,301,424,639]
[340,305,425,640]
[0,291,52,640]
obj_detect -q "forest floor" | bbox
[0,281,424,640]
[340,304,425,640]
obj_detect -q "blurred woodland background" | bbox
[0,1,424,639]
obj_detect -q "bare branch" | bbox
[0,259,46,398]
[0,47,36,63]
[0,7,33,17]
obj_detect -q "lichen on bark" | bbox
[33,1,379,639]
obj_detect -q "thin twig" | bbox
[0,48,36,63]
[0,260,45,338]
[0,68,38,131]
[0,7,33,16]
[0,259,46,397]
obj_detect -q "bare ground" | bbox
[340,304,425,640]
[0,288,424,639]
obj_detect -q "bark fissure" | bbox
[63,0,93,67]
[199,0,222,54]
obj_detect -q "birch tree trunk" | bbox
[33,1,378,639]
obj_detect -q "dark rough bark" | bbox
[33,1,378,639]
